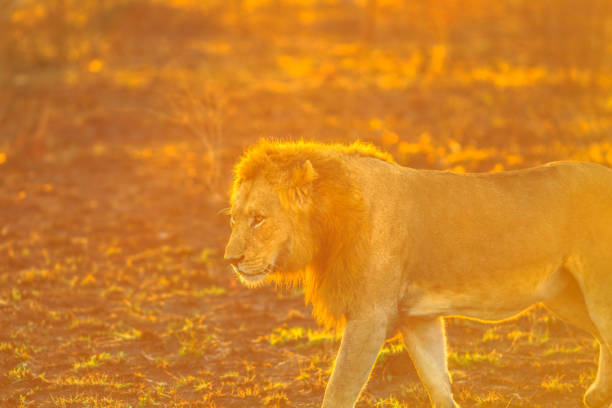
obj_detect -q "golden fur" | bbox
[225,140,612,408]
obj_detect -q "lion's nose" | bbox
[225,254,244,266]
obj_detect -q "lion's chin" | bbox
[232,264,269,287]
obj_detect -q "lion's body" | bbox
[351,157,612,322]
[225,141,612,408]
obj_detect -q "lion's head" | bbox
[224,140,394,327]
[224,159,318,287]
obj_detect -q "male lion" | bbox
[224,140,612,408]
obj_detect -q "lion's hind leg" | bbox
[546,262,612,408]
[581,263,612,408]
[582,314,612,408]
[586,347,612,408]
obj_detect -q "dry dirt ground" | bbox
[1,1,611,407]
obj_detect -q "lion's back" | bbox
[554,161,612,255]
[348,158,612,282]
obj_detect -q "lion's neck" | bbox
[299,170,370,329]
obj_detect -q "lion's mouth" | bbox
[231,264,269,281]
[238,269,266,277]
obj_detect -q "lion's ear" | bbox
[290,160,318,208]
[295,160,318,186]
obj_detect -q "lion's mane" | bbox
[231,140,394,328]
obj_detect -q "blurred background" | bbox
[1,0,611,407]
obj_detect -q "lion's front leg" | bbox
[321,313,388,408]
[401,317,459,408]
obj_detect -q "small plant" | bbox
[262,391,290,408]
[507,328,550,346]
[544,345,582,356]
[529,329,550,345]
[482,328,502,342]
[267,326,306,346]
[113,327,142,341]
[448,350,502,367]
[376,395,408,407]
[194,378,211,391]
[300,329,339,349]
[60,373,130,389]
[375,339,406,368]
[220,371,240,381]
[542,374,574,392]
[138,392,160,406]
[178,333,210,356]
[50,394,129,407]
[73,352,123,371]
[12,288,21,302]
[19,267,57,284]
[579,368,596,386]
[8,362,32,382]
[267,326,338,348]
[473,391,504,403]
[195,285,226,296]
[507,329,525,343]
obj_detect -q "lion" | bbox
[224,140,612,408]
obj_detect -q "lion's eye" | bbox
[252,215,265,228]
